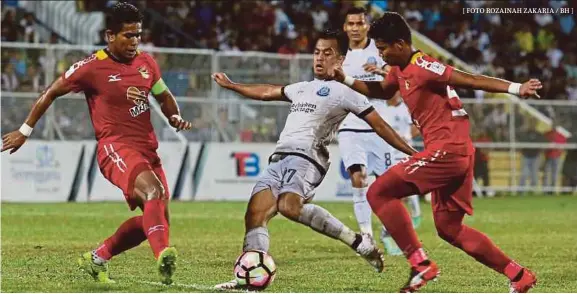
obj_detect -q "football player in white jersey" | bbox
[338,8,421,254]
[211,30,417,290]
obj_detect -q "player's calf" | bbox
[278,193,384,272]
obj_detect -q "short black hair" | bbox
[345,7,367,17]
[317,30,349,56]
[107,2,143,33]
[369,12,412,44]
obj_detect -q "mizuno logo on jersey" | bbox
[108,74,121,82]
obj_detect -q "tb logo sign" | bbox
[231,152,260,177]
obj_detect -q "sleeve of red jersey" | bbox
[415,54,454,85]
[384,65,398,85]
[61,54,97,93]
[147,53,169,96]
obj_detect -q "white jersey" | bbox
[275,79,374,174]
[380,101,414,156]
[339,39,387,131]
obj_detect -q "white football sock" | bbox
[352,187,373,236]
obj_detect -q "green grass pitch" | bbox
[2,194,576,292]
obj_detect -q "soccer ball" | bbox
[233,250,277,290]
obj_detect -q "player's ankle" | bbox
[351,233,363,250]
[91,250,109,265]
[503,261,523,281]
[408,248,428,268]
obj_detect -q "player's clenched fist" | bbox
[1,131,27,154]
[169,114,192,132]
[519,78,543,99]
[212,72,234,89]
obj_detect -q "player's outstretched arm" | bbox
[330,67,398,100]
[448,69,543,99]
[363,110,418,156]
[151,82,192,132]
[212,72,288,102]
[1,77,72,154]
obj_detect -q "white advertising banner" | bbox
[178,143,203,201]
[195,143,359,202]
[88,142,187,202]
[75,140,96,203]
[1,141,84,202]
[194,143,276,201]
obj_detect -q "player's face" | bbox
[343,14,368,42]
[375,39,407,66]
[108,22,142,60]
[313,39,343,79]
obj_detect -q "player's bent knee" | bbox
[348,164,368,187]
[134,170,166,201]
[435,222,462,244]
[277,193,304,221]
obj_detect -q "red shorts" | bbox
[96,142,169,210]
[388,149,475,215]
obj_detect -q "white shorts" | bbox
[338,131,395,176]
[251,154,325,200]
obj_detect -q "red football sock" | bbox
[95,216,146,260]
[367,173,425,266]
[143,199,169,258]
[435,211,515,278]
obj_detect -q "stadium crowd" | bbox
[1,0,576,189]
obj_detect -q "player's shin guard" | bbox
[352,187,373,236]
[143,199,169,258]
[243,227,270,253]
[96,216,146,260]
[298,204,357,245]
[368,190,424,264]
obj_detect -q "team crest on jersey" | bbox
[316,86,330,97]
[366,56,377,65]
[126,86,150,117]
[137,66,150,79]
[405,80,410,90]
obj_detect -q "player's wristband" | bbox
[170,114,182,121]
[343,76,355,87]
[19,123,33,137]
[508,83,522,95]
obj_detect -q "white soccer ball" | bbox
[233,250,277,290]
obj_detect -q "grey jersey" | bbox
[274,79,374,173]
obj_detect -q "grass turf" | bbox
[2,194,576,292]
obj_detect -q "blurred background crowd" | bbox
[1,0,576,190]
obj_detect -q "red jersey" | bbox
[545,130,566,159]
[385,51,474,155]
[62,49,161,151]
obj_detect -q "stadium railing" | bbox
[2,42,576,195]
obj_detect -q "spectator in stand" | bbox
[519,119,544,193]
[542,122,567,193]
[1,10,19,41]
[19,12,35,43]
[1,62,19,91]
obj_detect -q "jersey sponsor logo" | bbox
[415,57,446,76]
[64,54,97,79]
[366,56,377,65]
[108,74,121,82]
[316,86,330,97]
[405,80,410,90]
[137,66,150,79]
[289,102,317,114]
[231,152,260,177]
[126,86,150,117]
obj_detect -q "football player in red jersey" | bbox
[1,2,191,285]
[329,12,540,293]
